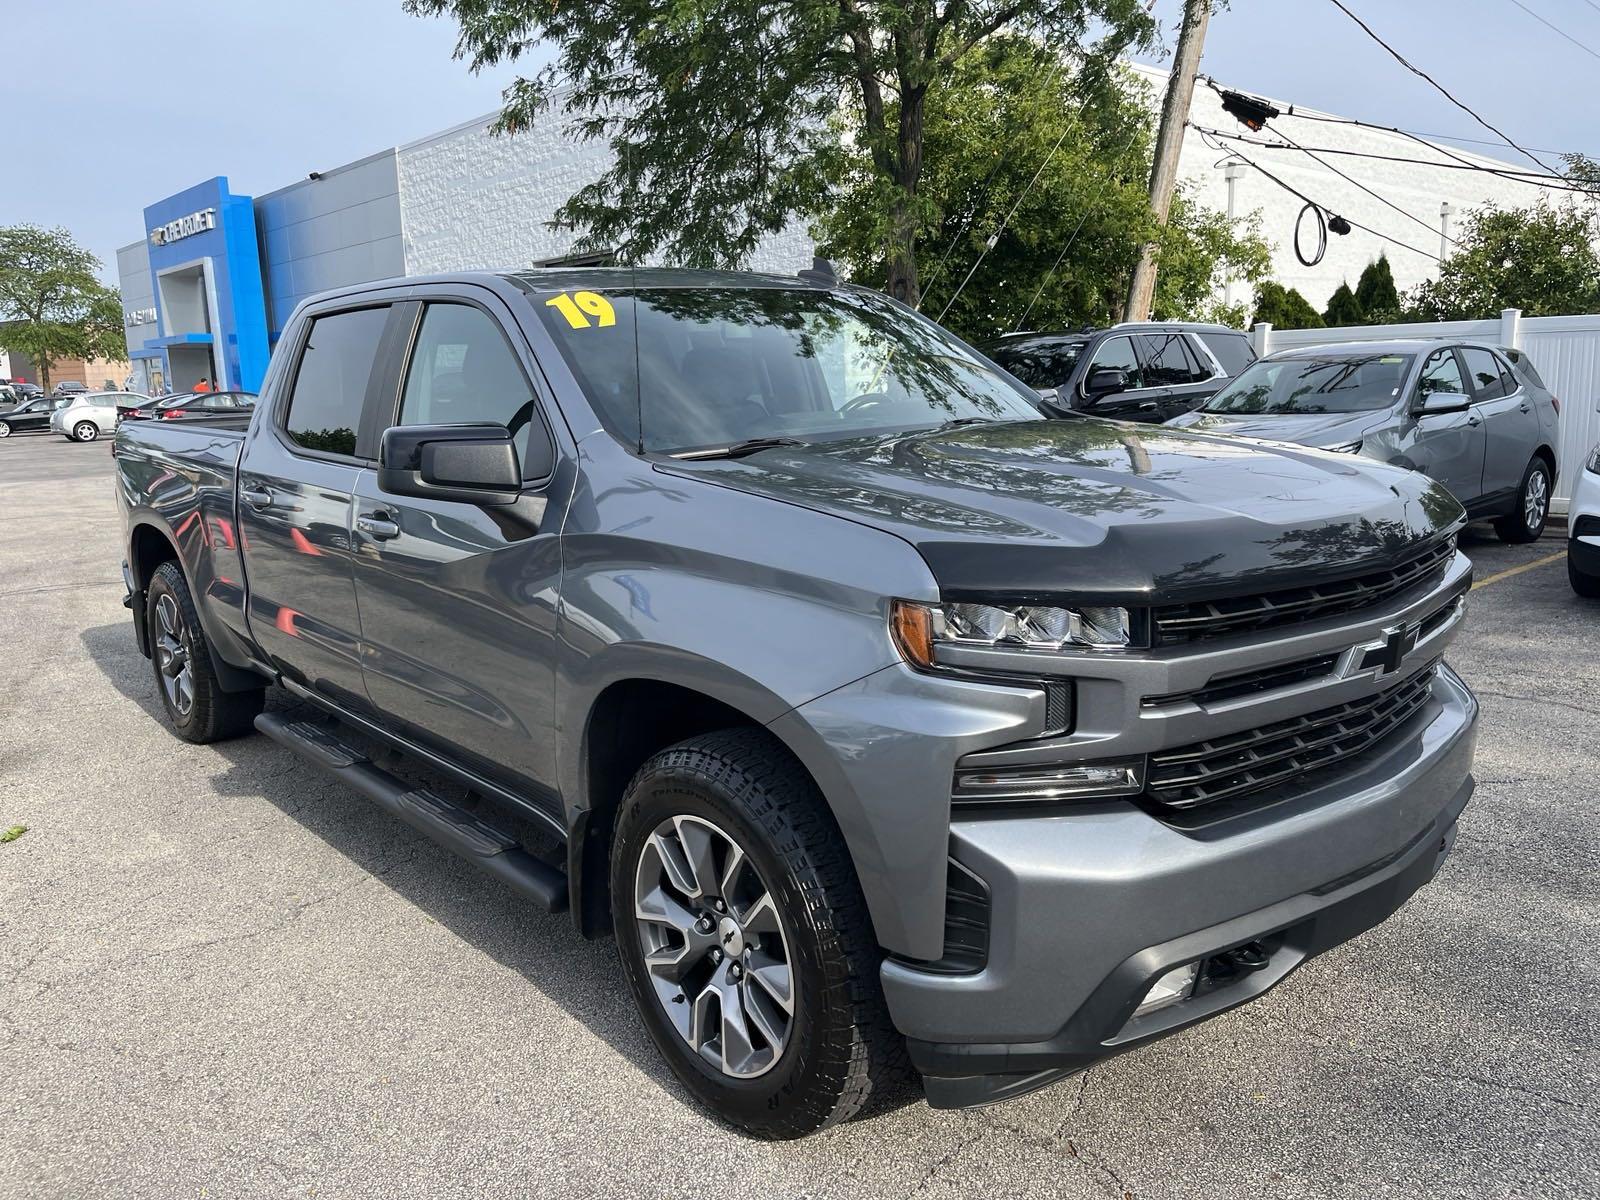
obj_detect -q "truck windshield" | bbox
[1203,353,1414,415]
[530,285,1041,454]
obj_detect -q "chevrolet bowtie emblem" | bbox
[1363,622,1421,676]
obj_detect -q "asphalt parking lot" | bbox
[1,431,1595,1200]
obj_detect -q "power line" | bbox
[1504,0,1600,61]
[1268,124,1460,247]
[1323,0,1563,176]
[1195,129,1441,262]
[1191,124,1596,194]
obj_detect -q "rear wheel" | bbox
[146,561,264,743]
[611,728,910,1138]
[0,421,10,438]
[1494,457,1551,543]
[73,421,98,442]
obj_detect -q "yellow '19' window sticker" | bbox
[545,291,616,330]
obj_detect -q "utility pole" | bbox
[1125,0,1211,322]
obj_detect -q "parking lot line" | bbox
[1471,549,1566,590]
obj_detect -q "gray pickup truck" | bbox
[113,268,1479,1138]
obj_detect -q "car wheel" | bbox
[1494,457,1552,543]
[145,561,265,743]
[73,421,98,442]
[0,421,10,438]
[611,728,911,1139]
[1571,551,1600,599]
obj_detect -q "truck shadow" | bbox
[77,621,920,1132]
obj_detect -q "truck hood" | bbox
[1167,408,1391,447]
[660,418,1464,604]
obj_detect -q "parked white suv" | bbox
[1569,439,1600,597]
[51,392,145,442]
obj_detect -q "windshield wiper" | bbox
[670,437,807,461]
[935,416,998,430]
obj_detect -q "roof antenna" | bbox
[797,256,837,286]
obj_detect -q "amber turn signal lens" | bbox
[890,600,935,669]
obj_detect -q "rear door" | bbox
[1462,346,1539,504]
[349,290,573,811]
[1138,331,1220,419]
[237,301,395,716]
[1408,346,1485,504]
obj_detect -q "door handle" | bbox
[240,486,274,509]
[1519,402,1531,413]
[1467,414,1481,426]
[356,513,401,541]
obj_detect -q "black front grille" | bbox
[1144,652,1341,709]
[1152,539,1456,645]
[1145,662,1439,811]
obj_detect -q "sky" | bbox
[4,0,1595,285]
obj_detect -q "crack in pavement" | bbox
[1474,690,1600,719]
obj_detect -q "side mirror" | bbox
[378,423,521,505]
[1085,367,1128,396]
[1414,390,1470,417]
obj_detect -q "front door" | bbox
[1079,333,1170,421]
[349,296,571,809]
[1408,347,1485,504]
[238,303,392,717]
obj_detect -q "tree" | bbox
[1322,281,1364,327]
[815,40,1269,341]
[1353,254,1400,323]
[1252,281,1323,330]
[0,225,123,391]
[1404,199,1600,320]
[408,0,1156,307]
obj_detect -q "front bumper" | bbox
[884,664,1478,1110]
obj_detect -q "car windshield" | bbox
[1203,353,1414,415]
[529,285,1042,454]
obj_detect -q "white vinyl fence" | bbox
[1249,308,1600,510]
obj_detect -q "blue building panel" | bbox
[138,177,271,392]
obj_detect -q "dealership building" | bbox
[117,67,1566,394]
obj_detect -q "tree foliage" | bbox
[0,225,123,390]
[1353,254,1400,323]
[407,0,1157,306]
[1322,281,1363,327]
[1251,281,1323,330]
[814,40,1269,340]
[1404,199,1600,320]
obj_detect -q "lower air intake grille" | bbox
[1145,662,1439,811]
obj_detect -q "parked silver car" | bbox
[50,391,148,442]
[1169,339,1561,542]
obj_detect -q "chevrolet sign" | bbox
[149,208,217,247]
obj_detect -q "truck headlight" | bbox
[1587,444,1600,475]
[891,599,1133,667]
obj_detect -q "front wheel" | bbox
[145,561,264,742]
[73,421,98,442]
[611,729,910,1138]
[1571,551,1600,599]
[0,421,10,438]
[1494,457,1551,543]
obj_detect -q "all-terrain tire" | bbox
[146,561,264,743]
[610,728,912,1138]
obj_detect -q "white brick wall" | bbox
[397,112,814,276]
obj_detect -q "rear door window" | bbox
[1460,348,1510,401]
[1139,333,1207,386]
[284,306,390,457]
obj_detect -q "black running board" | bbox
[255,711,568,913]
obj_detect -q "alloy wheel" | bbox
[633,814,796,1079]
[1525,468,1548,533]
[75,422,97,442]
[153,593,195,716]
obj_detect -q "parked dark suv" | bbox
[985,322,1256,423]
